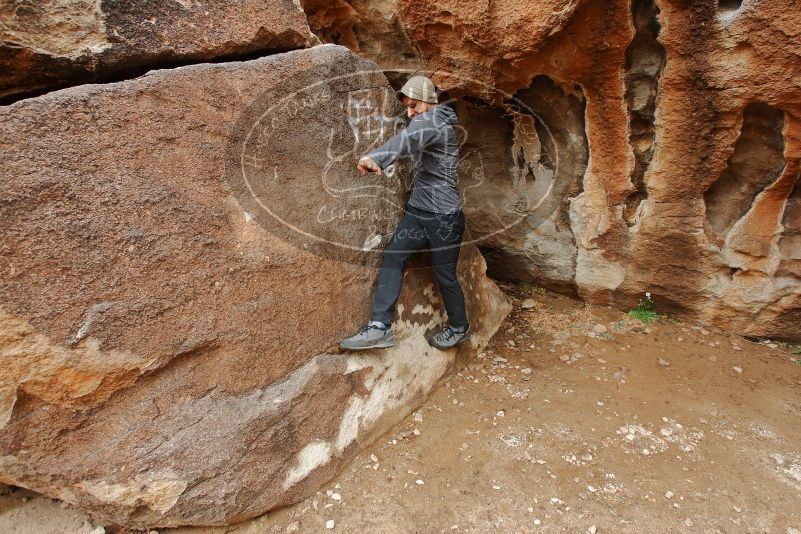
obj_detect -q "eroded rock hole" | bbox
[300,0,424,72]
[623,0,666,226]
[455,76,588,293]
[778,171,801,262]
[704,102,786,244]
[300,0,361,49]
[718,0,744,12]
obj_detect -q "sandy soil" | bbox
[2,283,801,533]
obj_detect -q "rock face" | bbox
[456,76,590,295]
[323,0,801,340]
[0,0,315,102]
[300,0,424,78]
[0,44,510,527]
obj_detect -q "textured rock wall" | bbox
[0,0,316,102]
[300,0,424,79]
[0,45,510,527]
[317,0,800,341]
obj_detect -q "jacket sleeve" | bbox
[365,115,440,170]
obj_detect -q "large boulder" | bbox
[0,44,510,528]
[386,0,801,340]
[0,0,316,101]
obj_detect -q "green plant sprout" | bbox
[628,292,658,323]
[520,281,546,295]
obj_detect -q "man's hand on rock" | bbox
[358,156,382,176]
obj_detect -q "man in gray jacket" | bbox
[340,75,469,351]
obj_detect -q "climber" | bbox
[340,75,469,351]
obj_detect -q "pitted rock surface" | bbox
[316,0,801,340]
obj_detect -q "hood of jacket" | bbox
[410,104,458,127]
[432,103,458,126]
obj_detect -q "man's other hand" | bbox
[358,156,382,176]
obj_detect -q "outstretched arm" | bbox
[359,114,440,173]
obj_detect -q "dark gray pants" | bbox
[371,204,468,330]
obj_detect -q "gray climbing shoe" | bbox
[340,324,396,350]
[428,324,470,350]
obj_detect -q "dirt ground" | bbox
[2,283,801,533]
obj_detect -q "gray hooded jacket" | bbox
[366,105,462,214]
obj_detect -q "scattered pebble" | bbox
[658,358,670,367]
[593,324,608,334]
[326,519,335,529]
[665,491,674,499]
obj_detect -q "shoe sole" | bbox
[428,333,470,350]
[339,340,396,351]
